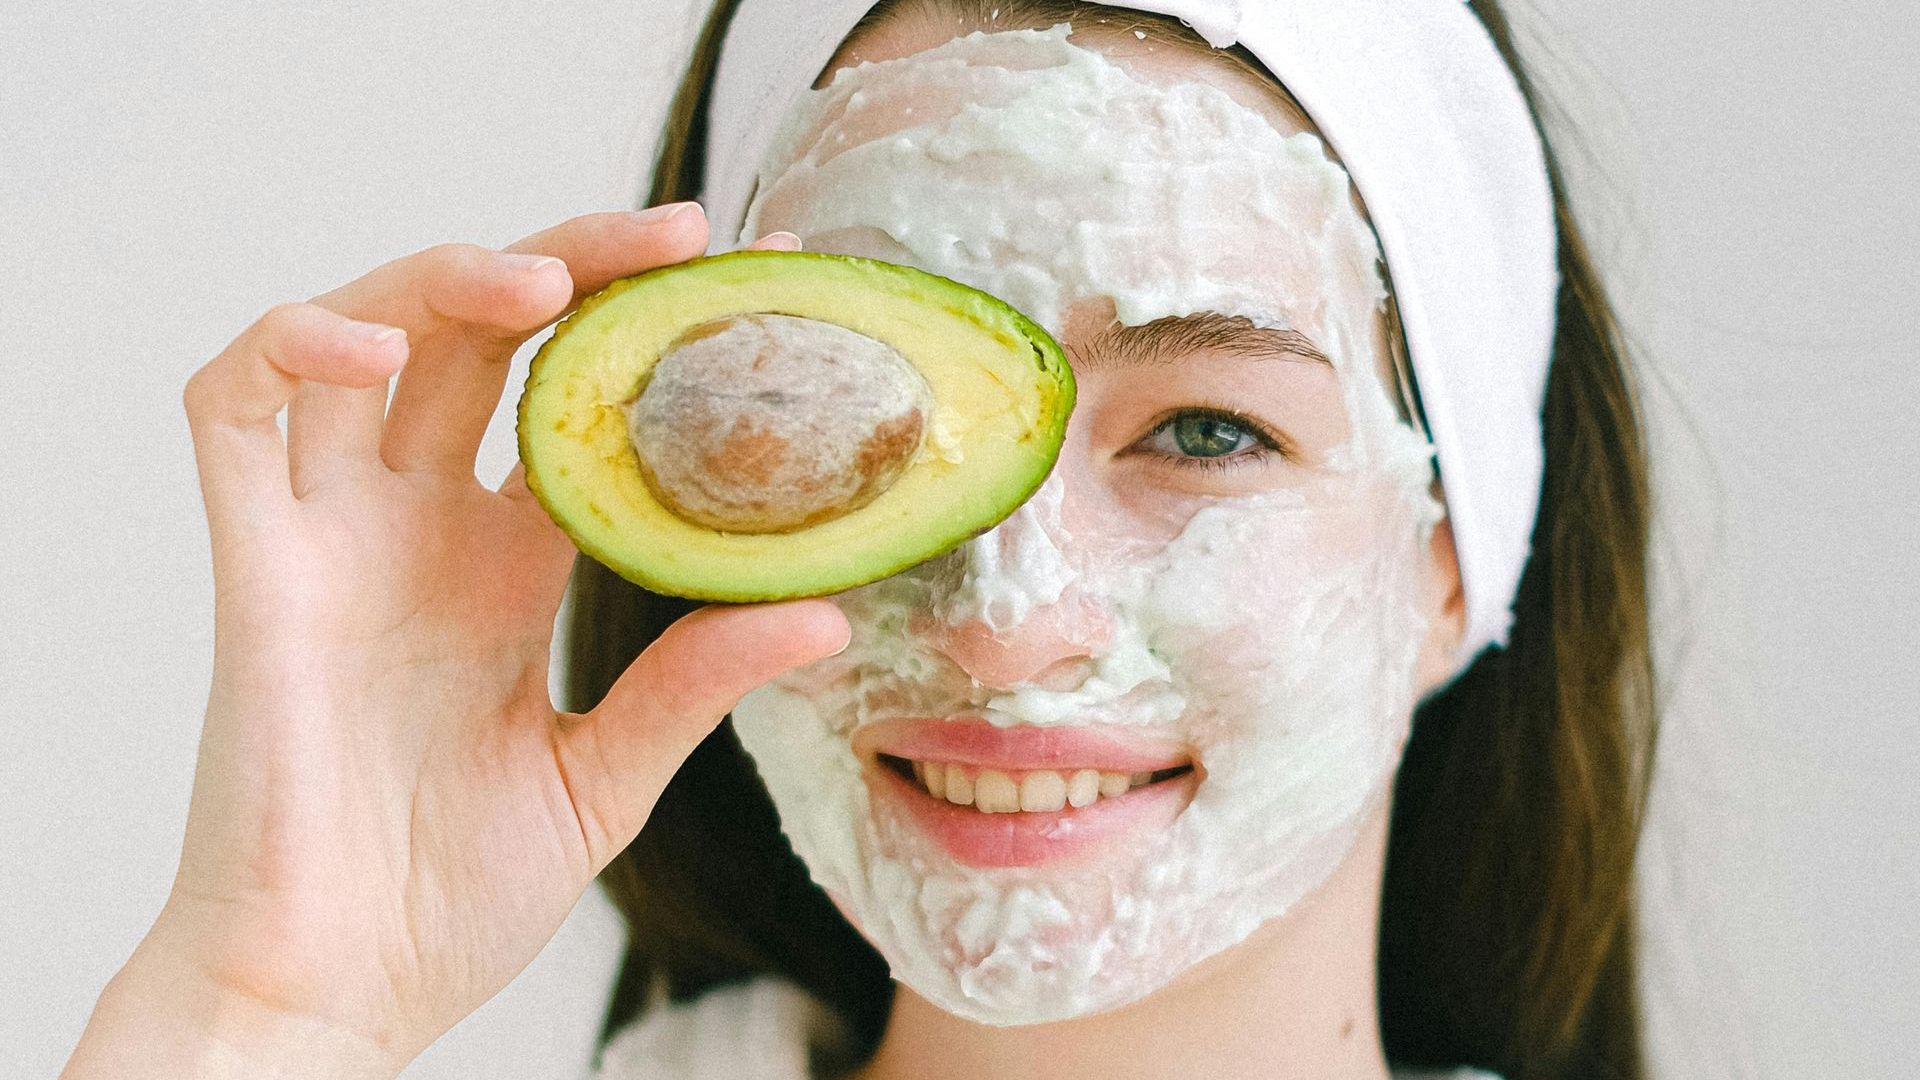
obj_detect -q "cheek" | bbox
[762,649,861,707]
[1139,486,1432,767]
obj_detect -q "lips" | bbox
[852,715,1190,774]
[855,716,1199,868]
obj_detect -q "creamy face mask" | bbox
[728,24,1444,1026]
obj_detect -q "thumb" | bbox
[554,597,851,871]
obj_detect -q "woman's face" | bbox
[726,17,1460,1026]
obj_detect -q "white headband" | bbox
[700,0,1558,671]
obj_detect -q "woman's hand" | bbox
[61,206,848,1080]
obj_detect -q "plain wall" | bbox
[2,1,1914,1077]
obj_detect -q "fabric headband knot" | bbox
[700,0,1559,674]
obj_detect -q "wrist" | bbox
[62,936,405,1080]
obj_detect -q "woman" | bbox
[60,1,1653,1079]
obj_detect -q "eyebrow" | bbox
[1071,312,1333,372]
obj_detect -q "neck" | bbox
[847,805,1395,1080]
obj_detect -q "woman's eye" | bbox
[1137,408,1284,469]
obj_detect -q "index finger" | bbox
[503,203,710,308]
[379,203,713,475]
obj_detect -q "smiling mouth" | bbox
[877,753,1195,813]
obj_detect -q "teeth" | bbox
[906,759,1176,812]
[944,764,973,806]
[1067,768,1100,808]
[1020,770,1067,812]
[974,770,1020,813]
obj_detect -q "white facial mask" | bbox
[728,25,1443,1026]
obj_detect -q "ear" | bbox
[1414,504,1467,698]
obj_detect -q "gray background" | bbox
[2,1,1914,1077]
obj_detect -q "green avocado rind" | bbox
[515,250,1074,602]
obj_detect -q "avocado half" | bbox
[516,250,1075,602]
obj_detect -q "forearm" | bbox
[61,940,403,1080]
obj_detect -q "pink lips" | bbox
[867,759,1198,868]
[856,717,1198,869]
[853,715,1190,773]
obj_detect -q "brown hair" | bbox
[567,2,1656,1077]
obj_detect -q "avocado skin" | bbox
[515,250,1075,603]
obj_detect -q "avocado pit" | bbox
[628,313,934,534]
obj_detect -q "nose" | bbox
[920,470,1111,691]
[934,594,1110,690]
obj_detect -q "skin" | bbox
[792,11,1468,1080]
[63,11,1466,1080]
[59,209,852,1079]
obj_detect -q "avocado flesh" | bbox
[516,250,1075,602]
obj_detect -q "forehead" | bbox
[825,13,1319,142]
[762,13,1401,403]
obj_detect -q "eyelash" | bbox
[1137,405,1289,472]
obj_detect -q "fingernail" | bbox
[502,253,565,275]
[632,201,702,226]
[828,609,853,656]
[757,231,803,252]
